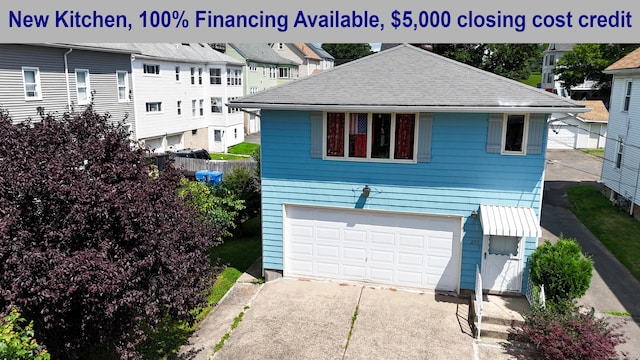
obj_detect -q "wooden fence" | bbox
[173,157,257,176]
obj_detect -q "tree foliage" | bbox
[510,307,628,360]
[1,307,50,360]
[178,178,245,239]
[554,43,640,100]
[321,43,373,65]
[529,238,593,306]
[431,43,542,80]
[0,107,221,359]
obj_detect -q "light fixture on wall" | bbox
[471,209,478,218]
[362,185,371,198]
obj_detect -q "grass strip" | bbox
[567,186,640,283]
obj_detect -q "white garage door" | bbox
[547,125,576,149]
[284,206,461,291]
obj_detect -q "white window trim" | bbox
[623,80,632,112]
[22,66,42,100]
[500,113,529,156]
[145,101,162,113]
[322,112,419,164]
[143,64,160,76]
[116,70,129,103]
[75,69,91,105]
[615,137,624,169]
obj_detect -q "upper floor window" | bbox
[75,69,91,105]
[116,71,129,102]
[211,97,222,113]
[177,100,182,115]
[198,68,203,85]
[278,67,290,79]
[143,64,160,75]
[269,66,277,79]
[22,67,41,100]
[175,66,180,81]
[227,69,242,86]
[190,67,196,84]
[210,68,222,85]
[624,81,632,111]
[228,97,240,113]
[145,102,162,112]
[616,137,624,169]
[325,112,417,162]
[501,114,528,155]
[249,62,257,72]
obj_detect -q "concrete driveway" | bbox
[543,149,640,358]
[209,278,512,360]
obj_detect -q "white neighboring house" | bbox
[541,43,600,98]
[547,100,608,149]
[600,47,640,218]
[126,43,245,153]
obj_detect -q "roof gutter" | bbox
[226,103,591,114]
[63,48,73,109]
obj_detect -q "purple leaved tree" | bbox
[0,106,221,359]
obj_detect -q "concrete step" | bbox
[478,321,516,341]
[481,314,524,327]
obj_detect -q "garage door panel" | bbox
[398,234,425,248]
[317,262,340,277]
[344,229,367,243]
[370,231,395,246]
[398,252,423,266]
[285,206,461,291]
[290,243,314,256]
[317,244,339,258]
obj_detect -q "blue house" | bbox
[230,44,587,294]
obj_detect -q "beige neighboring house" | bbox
[547,100,608,149]
[271,43,323,76]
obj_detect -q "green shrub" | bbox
[529,238,593,307]
[0,307,50,360]
[219,167,261,223]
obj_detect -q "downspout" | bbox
[63,48,73,109]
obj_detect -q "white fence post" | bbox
[475,265,483,340]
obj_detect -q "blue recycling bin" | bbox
[195,170,223,185]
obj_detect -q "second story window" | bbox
[227,69,242,86]
[502,114,528,155]
[22,67,41,100]
[624,81,632,111]
[145,102,162,112]
[278,67,290,79]
[210,68,221,85]
[116,71,129,102]
[175,66,180,81]
[75,69,91,105]
[143,64,160,75]
[198,68,203,85]
[190,67,196,84]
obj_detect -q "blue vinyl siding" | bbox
[261,110,546,292]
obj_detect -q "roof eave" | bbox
[604,68,640,75]
[227,103,589,113]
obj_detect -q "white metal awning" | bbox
[479,205,541,238]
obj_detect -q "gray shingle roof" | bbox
[57,43,243,65]
[230,44,587,113]
[229,43,299,65]
[308,43,334,60]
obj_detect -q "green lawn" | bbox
[227,142,260,156]
[139,217,262,359]
[521,71,542,88]
[567,186,640,282]
[209,153,250,161]
[582,149,605,158]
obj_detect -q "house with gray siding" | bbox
[225,43,300,134]
[230,45,587,295]
[600,47,640,219]
[0,43,136,137]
